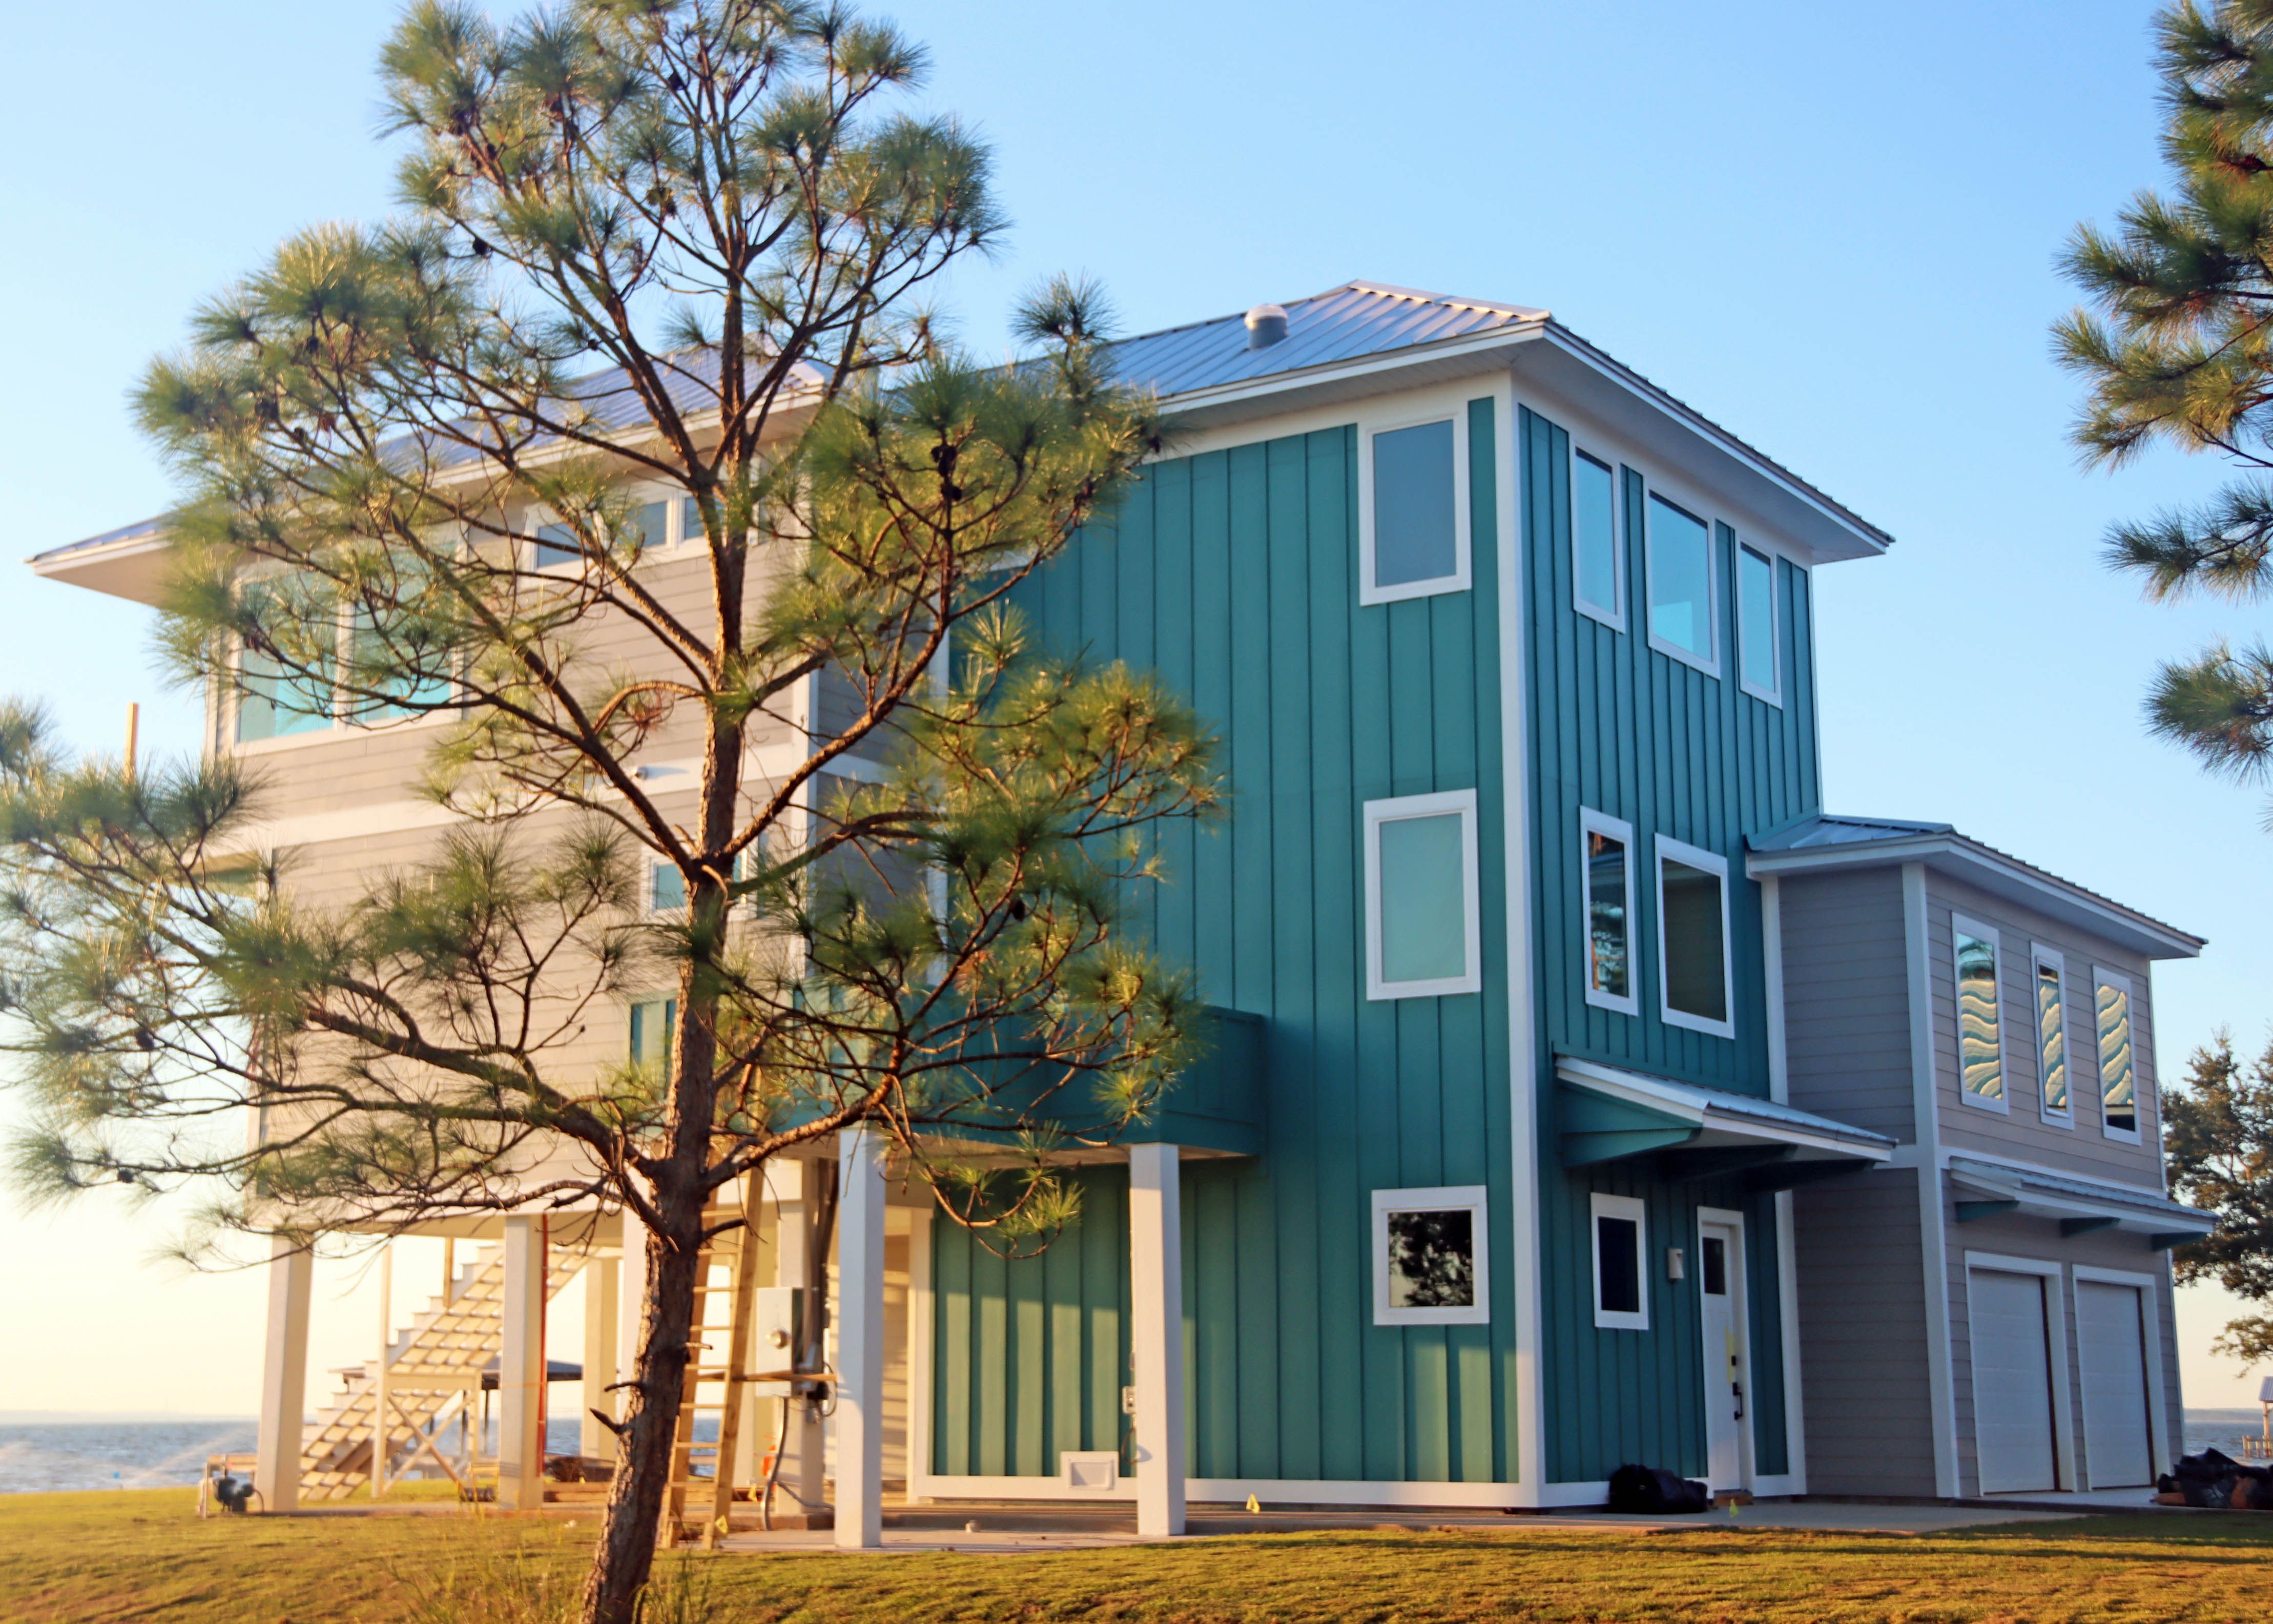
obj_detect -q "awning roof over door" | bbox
[1556,1056,1896,1191]
[1947,1156,2215,1248]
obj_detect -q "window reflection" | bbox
[2097,975,2136,1133]
[2037,960,2068,1115]
[1646,495,1713,662]
[1586,828,1629,1000]
[1956,931,2003,1102]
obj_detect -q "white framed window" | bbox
[1735,542,1781,705]
[1644,489,1719,676]
[1655,836,1733,1038]
[1363,789,1482,1000]
[1358,404,1470,606]
[629,996,677,1071]
[1572,446,1625,630]
[1372,1185,1490,1326]
[1590,1192,1649,1331]
[2032,945,2072,1126]
[651,860,687,913]
[1952,914,2007,1112]
[1579,808,1638,1016]
[2093,967,2141,1141]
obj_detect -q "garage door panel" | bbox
[2076,1281,2154,1490]
[1968,1269,2057,1494]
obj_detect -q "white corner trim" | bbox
[1904,861,1960,1499]
[1773,1189,1807,1494]
[1762,874,1789,1105]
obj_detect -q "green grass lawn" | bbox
[5,1490,2271,1624]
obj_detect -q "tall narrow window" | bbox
[1361,408,1470,604]
[2035,950,2070,1122]
[629,997,677,1071]
[1573,449,1623,627]
[1591,1193,1648,1331]
[1953,917,2005,1108]
[1645,493,1716,671]
[1656,838,1731,1036]
[1736,543,1780,703]
[1580,810,1636,1014]
[2095,969,2138,1137]
[1364,790,1482,999]
[652,861,687,912]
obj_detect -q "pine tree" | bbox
[2059,0,2273,798]
[0,7,1217,1620]
[2166,1033,2273,1363]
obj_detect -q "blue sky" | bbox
[2,0,2265,1412]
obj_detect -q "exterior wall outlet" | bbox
[1667,1247,1686,1282]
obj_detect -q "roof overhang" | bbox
[1556,1056,1894,1190]
[1746,832,2203,960]
[1947,1156,2214,1248]
[29,520,171,606]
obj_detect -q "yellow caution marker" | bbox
[1245,1493,1261,1514]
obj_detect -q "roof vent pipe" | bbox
[1244,303,1288,350]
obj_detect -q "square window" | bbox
[236,643,336,741]
[652,861,687,912]
[1645,493,1717,671]
[628,996,676,1072]
[1736,543,1780,704]
[625,500,670,554]
[2034,948,2071,1122]
[1656,838,1732,1036]
[1573,448,1624,629]
[533,522,580,569]
[2094,968,2139,1139]
[1591,1193,1648,1330]
[1953,915,2006,1109]
[1364,790,1482,1000]
[1372,1186,1489,1326]
[1359,407,1471,605]
[1580,809,1637,1015]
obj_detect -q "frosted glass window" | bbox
[1646,495,1714,664]
[2097,973,2137,1135]
[1737,544,1778,697]
[1378,813,1467,984]
[1372,419,1459,589]
[2037,959,2069,1117]
[1574,451,1621,621]
[1956,929,2003,1104]
[1659,853,1729,1027]
[1586,826,1631,1003]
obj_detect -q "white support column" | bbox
[581,1255,620,1460]
[772,1158,826,1515]
[616,1215,650,1450]
[497,1215,547,1510]
[372,1241,392,1498]
[1128,1141,1187,1538]
[255,1233,312,1514]
[834,1130,887,1550]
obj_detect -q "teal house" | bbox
[914,281,2216,1520]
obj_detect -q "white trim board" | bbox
[1904,861,1961,1498]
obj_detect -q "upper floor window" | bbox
[1360,411,1470,605]
[1656,837,1732,1037]
[1572,448,1624,629]
[235,645,336,742]
[2033,947,2071,1124]
[1645,493,1717,674]
[651,860,687,912]
[532,521,581,570]
[1363,789,1481,999]
[1735,544,1780,704]
[2094,968,2139,1139]
[1580,808,1637,1015]
[1953,915,2006,1110]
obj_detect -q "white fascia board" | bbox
[1746,838,2202,961]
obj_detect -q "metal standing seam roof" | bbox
[1747,812,2203,955]
[1555,1055,1897,1155]
[1946,1156,2213,1229]
[30,279,1888,571]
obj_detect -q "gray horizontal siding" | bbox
[1778,868,1916,1143]
[1792,1170,1938,1496]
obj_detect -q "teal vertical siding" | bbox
[934,399,1517,1486]
[1521,405,1807,1483]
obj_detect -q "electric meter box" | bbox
[750,1286,806,1398]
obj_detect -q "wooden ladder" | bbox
[659,1175,765,1549]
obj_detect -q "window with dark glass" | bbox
[1385,1208,1476,1310]
[1659,850,1729,1029]
[1593,1198,1646,1330]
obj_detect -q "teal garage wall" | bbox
[932,397,1519,1485]
[1519,404,1816,1483]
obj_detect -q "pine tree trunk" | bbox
[580,1213,699,1624]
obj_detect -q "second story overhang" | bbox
[1746,812,2204,962]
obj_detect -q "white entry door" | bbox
[1697,1220,1746,1492]
[1968,1268,2058,1493]
[2076,1280,2155,1489]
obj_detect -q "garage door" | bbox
[1968,1268,2058,1493]
[2076,1280,2155,1489]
